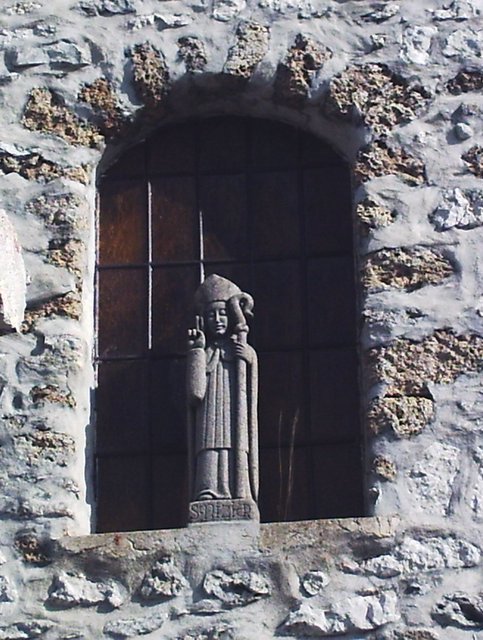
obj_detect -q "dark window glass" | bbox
[96,116,362,532]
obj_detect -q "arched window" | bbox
[95,116,363,532]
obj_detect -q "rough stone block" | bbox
[326,64,429,135]
[274,33,331,104]
[363,247,454,292]
[178,36,207,72]
[223,22,270,81]
[130,43,170,110]
[281,590,399,636]
[355,140,426,185]
[368,330,483,395]
[139,557,187,601]
[0,210,26,332]
[22,88,103,148]
[104,613,167,638]
[430,188,483,231]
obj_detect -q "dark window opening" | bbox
[95,116,363,532]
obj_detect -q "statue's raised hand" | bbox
[188,315,206,349]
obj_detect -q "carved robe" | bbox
[187,339,258,500]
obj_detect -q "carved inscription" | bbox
[188,499,258,524]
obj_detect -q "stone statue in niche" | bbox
[186,274,259,523]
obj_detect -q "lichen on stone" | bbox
[47,239,85,279]
[355,140,426,185]
[367,396,435,437]
[368,330,483,395]
[373,455,397,481]
[362,247,454,292]
[78,78,129,137]
[0,152,90,184]
[447,69,483,95]
[326,63,429,135]
[178,36,207,73]
[223,21,270,80]
[22,292,82,331]
[130,43,170,111]
[357,198,396,232]
[274,33,331,104]
[22,88,103,148]
[30,385,76,408]
[462,145,483,178]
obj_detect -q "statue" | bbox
[186,274,259,523]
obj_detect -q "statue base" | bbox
[188,498,259,524]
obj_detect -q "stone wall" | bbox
[0,0,482,637]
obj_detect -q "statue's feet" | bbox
[196,490,217,501]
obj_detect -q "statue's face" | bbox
[206,301,229,337]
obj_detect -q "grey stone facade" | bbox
[0,0,482,637]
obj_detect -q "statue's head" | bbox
[205,301,229,337]
[194,274,254,339]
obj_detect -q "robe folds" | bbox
[187,338,258,499]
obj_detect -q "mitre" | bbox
[194,274,242,310]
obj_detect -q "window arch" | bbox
[95,116,363,532]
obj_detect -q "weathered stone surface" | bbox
[5,1,42,14]
[22,88,103,148]
[400,26,437,65]
[430,188,483,230]
[130,43,170,110]
[0,576,16,602]
[30,384,76,408]
[0,210,26,332]
[14,431,75,466]
[408,443,461,516]
[361,4,400,23]
[433,0,478,20]
[301,570,330,596]
[453,122,473,141]
[10,46,49,68]
[25,192,86,233]
[443,29,483,59]
[79,0,136,15]
[369,330,483,395]
[212,0,246,22]
[373,456,397,481]
[14,530,51,565]
[281,591,399,636]
[362,247,454,292]
[0,621,53,639]
[127,13,190,30]
[202,569,271,607]
[79,78,129,136]
[326,64,428,135]
[177,624,234,640]
[432,591,483,628]
[0,151,89,183]
[447,69,483,95]
[22,292,82,331]
[355,141,426,185]
[354,535,480,578]
[274,34,331,104]
[139,557,187,601]
[104,613,167,638]
[47,40,91,69]
[47,238,84,278]
[357,198,396,232]
[462,145,483,177]
[368,396,435,438]
[48,571,126,608]
[178,36,207,72]
[391,630,439,640]
[223,21,270,80]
